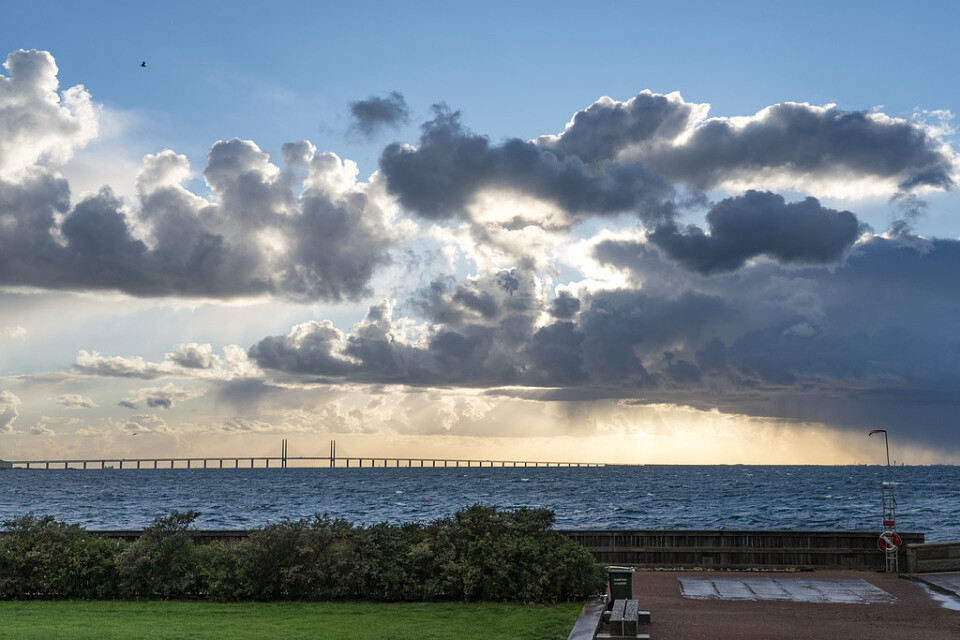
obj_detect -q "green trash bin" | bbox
[607,566,634,601]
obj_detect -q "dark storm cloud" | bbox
[592,233,960,446]
[648,191,862,274]
[549,291,580,319]
[251,268,729,391]
[349,91,410,137]
[379,104,678,222]
[379,93,955,228]
[637,102,956,192]
[248,320,356,377]
[250,236,960,450]
[251,270,543,387]
[119,385,203,410]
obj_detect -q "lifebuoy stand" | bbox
[869,430,898,573]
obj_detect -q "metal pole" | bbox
[869,429,891,485]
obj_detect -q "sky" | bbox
[2,1,960,465]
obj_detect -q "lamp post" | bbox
[869,429,891,485]
[868,429,899,572]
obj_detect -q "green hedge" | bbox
[0,506,605,602]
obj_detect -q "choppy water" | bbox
[1,465,958,541]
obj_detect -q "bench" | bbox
[597,598,651,639]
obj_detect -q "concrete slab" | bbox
[678,576,896,604]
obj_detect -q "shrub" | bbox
[116,510,203,598]
[1,506,604,603]
[225,515,356,600]
[428,505,605,602]
[0,513,125,599]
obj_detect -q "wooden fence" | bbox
[560,529,926,571]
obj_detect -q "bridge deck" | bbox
[0,456,606,470]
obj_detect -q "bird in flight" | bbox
[140,61,146,68]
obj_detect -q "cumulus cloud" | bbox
[122,413,169,434]
[0,390,21,433]
[0,51,405,301]
[76,344,258,381]
[534,91,704,165]
[379,103,678,223]
[635,102,956,195]
[75,350,174,379]
[349,91,410,137]
[648,191,862,274]
[166,343,218,369]
[251,269,544,386]
[0,49,98,179]
[0,140,402,300]
[380,92,956,229]
[3,53,957,305]
[55,393,98,409]
[537,93,957,199]
[29,423,54,436]
[119,384,205,410]
[251,267,724,390]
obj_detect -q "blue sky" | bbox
[2,1,960,464]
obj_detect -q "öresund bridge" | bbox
[0,439,607,470]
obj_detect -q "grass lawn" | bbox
[0,600,582,640]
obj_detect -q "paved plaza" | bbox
[623,570,960,639]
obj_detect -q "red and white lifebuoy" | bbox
[878,531,901,551]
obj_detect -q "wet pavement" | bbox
[913,572,960,598]
[624,569,960,639]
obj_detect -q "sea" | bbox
[1,465,958,541]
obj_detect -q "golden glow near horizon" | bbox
[2,386,954,465]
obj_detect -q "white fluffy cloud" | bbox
[75,344,257,381]
[0,50,98,179]
[55,393,98,409]
[0,390,21,433]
